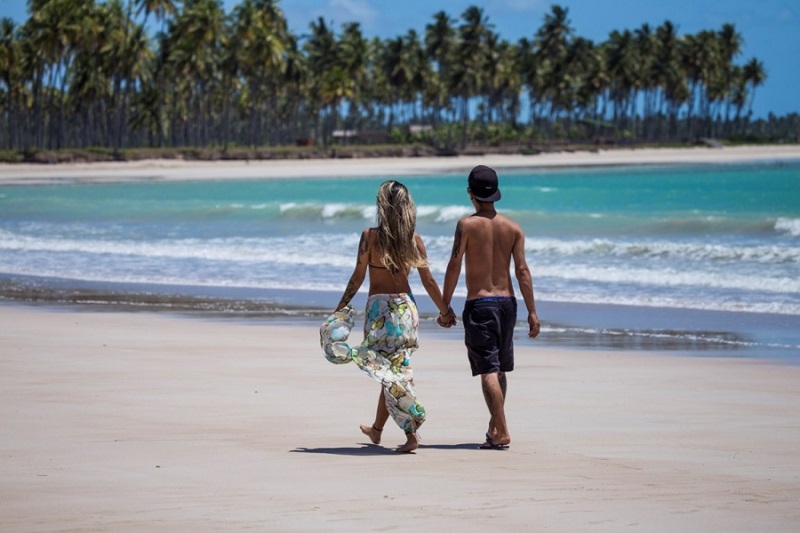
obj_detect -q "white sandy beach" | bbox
[1,305,799,531]
[2,146,800,530]
[1,144,800,184]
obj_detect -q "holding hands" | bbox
[437,306,457,328]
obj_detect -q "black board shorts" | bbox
[462,296,517,376]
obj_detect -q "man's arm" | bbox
[442,219,466,310]
[512,228,541,338]
[335,230,369,311]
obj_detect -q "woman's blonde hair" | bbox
[375,180,427,274]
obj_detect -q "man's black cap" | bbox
[468,165,501,202]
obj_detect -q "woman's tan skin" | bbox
[336,207,455,453]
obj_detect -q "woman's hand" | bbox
[437,307,456,328]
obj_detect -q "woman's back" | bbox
[366,228,413,295]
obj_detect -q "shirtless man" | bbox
[440,165,541,449]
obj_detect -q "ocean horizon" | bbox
[2,160,799,361]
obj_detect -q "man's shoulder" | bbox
[493,212,523,229]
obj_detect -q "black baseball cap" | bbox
[468,165,501,202]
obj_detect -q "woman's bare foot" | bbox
[395,432,419,453]
[360,424,382,445]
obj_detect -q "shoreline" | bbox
[1,304,799,530]
[3,274,800,363]
[1,144,800,184]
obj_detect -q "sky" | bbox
[1,0,798,118]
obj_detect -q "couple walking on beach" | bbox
[320,165,540,453]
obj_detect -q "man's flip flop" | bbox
[479,434,509,450]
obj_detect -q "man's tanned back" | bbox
[460,212,525,300]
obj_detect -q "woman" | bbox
[321,180,455,453]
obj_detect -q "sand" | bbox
[2,146,800,530]
[1,304,799,531]
[1,144,800,184]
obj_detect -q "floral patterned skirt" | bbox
[320,293,426,433]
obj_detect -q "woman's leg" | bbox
[396,431,419,453]
[360,388,389,444]
[353,294,425,444]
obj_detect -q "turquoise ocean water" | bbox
[1,160,799,360]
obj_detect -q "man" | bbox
[440,164,540,450]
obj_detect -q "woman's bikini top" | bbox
[367,228,390,270]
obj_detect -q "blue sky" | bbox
[2,0,797,117]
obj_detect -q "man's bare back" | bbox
[454,211,526,300]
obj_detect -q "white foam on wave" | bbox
[434,205,473,223]
[275,202,471,223]
[533,263,800,293]
[525,237,800,263]
[362,205,377,219]
[279,201,375,219]
[775,217,800,237]
[321,203,349,218]
[0,230,359,267]
[416,206,439,218]
[541,291,800,317]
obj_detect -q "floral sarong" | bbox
[320,293,426,433]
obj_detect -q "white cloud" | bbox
[329,0,379,25]
[503,0,546,12]
[777,6,796,23]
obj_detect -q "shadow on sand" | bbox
[290,442,481,455]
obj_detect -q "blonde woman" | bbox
[322,180,455,453]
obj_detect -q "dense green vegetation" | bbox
[1,0,794,161]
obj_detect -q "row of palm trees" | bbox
[0,0,769,152]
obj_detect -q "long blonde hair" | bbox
[375,180,427,274]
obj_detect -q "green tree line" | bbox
[0,0,776,153]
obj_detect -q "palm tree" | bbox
[532,4,573,136]
[717,23,742,130]
[634,23,657,139]
[682,30,723,139]
[566,36,604,137]
[25,0,93,149]
[400,29,428,124]
[337,22,368,132]
[231,0,291,146]
[167,0,226,146]
[4,2,778,152]
[304,16,336,144]
[135,0,178,30]
[452,5,493,147]
[653,20,686,140]
[604,30,638,138]
[742,57,766,120]
[483,36,522,127]
[424,10,455,126]
[69,2,112,147]
[380,35,408,129]
[127,0,176,146]
[0,18,22,149]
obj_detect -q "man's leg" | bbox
[481,372,510,446]
[486,371,508,439]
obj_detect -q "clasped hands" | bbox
[436,307,457,328]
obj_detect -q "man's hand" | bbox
[528,313,541,338]
[437,307,457,328]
